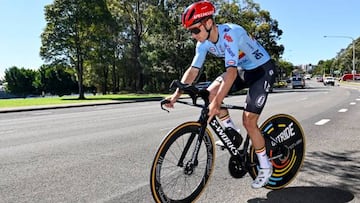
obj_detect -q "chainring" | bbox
[228,156,247,178]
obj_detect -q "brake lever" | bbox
[160,99,170,113]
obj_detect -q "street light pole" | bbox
[324,35,356,80]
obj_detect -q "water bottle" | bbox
[224,127,243,148]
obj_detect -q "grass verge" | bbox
[0,94,167,108]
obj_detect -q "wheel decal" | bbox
[272,151,296,177]
[269,150,290,168]
[263,123,274,134]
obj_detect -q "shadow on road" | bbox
[248,150,359,203]
[248,186,354,203]
[302,150,360,196]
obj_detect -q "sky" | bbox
[0,0,359,79]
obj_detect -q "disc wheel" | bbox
[249,114,306,190]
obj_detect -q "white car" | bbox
[323,77,335,86]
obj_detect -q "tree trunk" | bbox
[76,54,85,100]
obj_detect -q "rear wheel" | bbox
[150,122,215,202]
[249,114,305,190]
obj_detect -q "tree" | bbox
[141,0,197,90]
[38,65,78,96]
[313,59,334,76]
[41,0,111,99]
[277,60,294,79]
[4,67,38,97]
[85,1,120,94]
[107,0,153,91]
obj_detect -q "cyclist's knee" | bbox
[242,111,259,131]
[207,82,220,101]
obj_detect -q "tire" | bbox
[249,114,305,190]
[150,122,215,202]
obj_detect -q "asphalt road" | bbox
[0,80,359,203]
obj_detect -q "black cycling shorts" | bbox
[216,60,276,114]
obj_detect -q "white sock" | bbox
[256,147,271,169]
[220,115,236,129]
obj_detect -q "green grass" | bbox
[0,94,167,108]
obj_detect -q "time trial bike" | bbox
[150,80,305,202]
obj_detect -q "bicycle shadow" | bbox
[247,186,354,203]
[248,150,359,203]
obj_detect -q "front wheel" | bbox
[249,114,306,190]
[150,122,215,202]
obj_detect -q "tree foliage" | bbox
[4,67,38,97]
[328,37,359,75]
[6,0,325,97]
[40,0,113,99]
[38,65,78,96]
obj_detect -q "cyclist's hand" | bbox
[208,100,220,122]
[164,92,180,108]
[163,97,175,108]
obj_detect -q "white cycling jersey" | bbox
[191,23,270,70]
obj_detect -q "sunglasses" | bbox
[188,24,203,34]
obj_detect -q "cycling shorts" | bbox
[215,60,276,114]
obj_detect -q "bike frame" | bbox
[174,99,252,172]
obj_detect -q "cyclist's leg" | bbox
[243,111,272,188]
[207,73,238,129]
[208,73,246,148]
[242,60,276,188]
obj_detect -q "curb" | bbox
[0,97,163,114]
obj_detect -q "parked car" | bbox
[340,74,360,81]
[291,76,305,89]
[276,80,288,88]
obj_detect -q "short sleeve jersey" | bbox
[190,23,270,70]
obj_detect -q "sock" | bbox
[219,114,236,129]
[255,147,271,169]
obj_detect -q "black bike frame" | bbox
[162,80,251,171]
[175,99,251,169]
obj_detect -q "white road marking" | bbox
[338,108,348,113]
[350,102,356,105]
[315,119,330,125]
[356,98,360,101]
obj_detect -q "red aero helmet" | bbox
[181,1,215,28]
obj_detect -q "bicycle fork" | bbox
[177,108,211,174]
[177,124,207,175]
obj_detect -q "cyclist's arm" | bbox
[165,66,199,108]
[208,67,237,121]
[165,42,207,108]
[177,67,199,92]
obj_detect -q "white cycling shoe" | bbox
[251,165,273,189]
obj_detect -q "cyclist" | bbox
[165,1,275,189]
